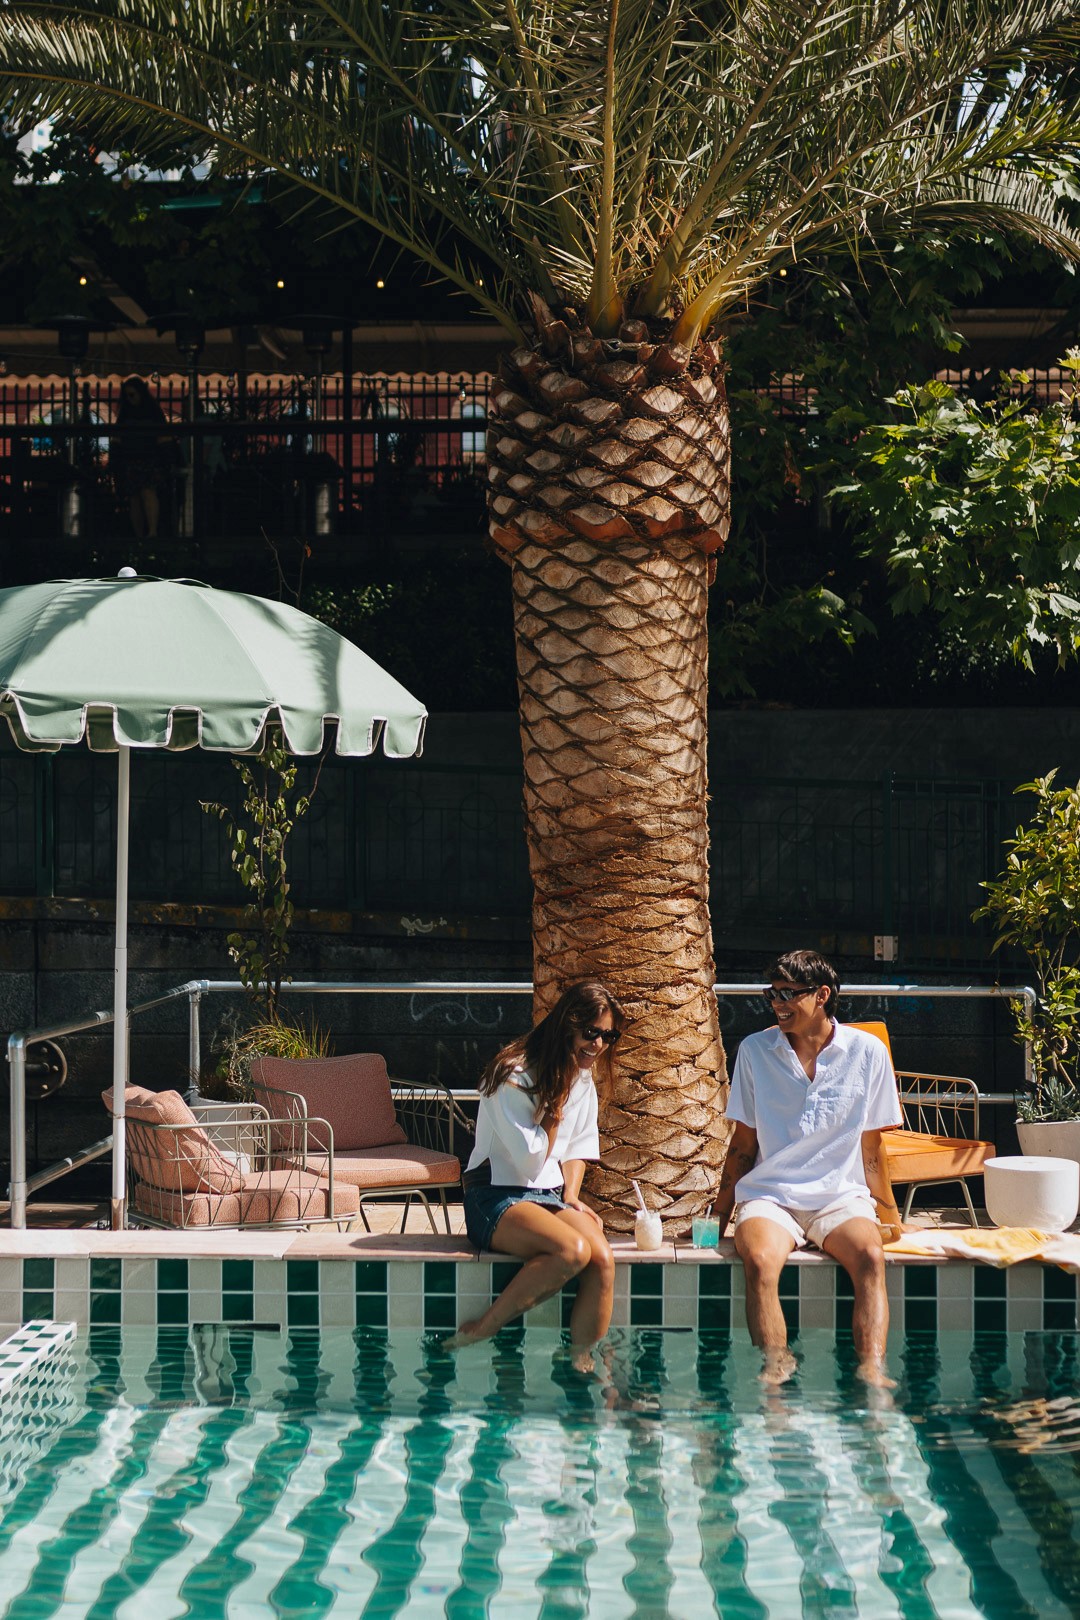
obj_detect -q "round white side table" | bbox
[983,1155,1080,1232]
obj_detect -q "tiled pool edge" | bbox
[0,1240,1075,1333]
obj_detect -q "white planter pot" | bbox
[1016,1118,1080,1165]
[984,1154,1080,1232]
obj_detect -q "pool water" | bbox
[1,1325,1079,1619]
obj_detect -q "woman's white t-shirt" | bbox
[466,1066,601,1188]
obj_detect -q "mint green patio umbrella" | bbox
[0,572,427,1227]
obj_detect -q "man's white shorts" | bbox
[734,1194,878,1249]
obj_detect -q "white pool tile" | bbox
[1007,1299,1043,1332]
[54,1259,89,1292]
[121,1293,157,1326]
[799,1297,835,1330]
[937,1296,974,1332]
[320,1293,355,1328]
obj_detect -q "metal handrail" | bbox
[7,976,1036,1228]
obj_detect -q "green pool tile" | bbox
[697,1266,731,1297]
[630,1293,664,1327]
[630,1267,663,1297]
[355,1261,387,1293]
[904,1299,937,1333]
[836,1297,854,1333]
[1043,1268,1076,1329]
[560,1275,581,1330]
[974,1268,1007,1298]
[90,1292,122,1325]
[223,1260,254,1291]
[90,1258,122,1292]
[777,1267,799,1299]
[288,1294,320,1328]
[780,1297,800,1336]
[904,1267,937,1299]
[974,1301,1007,1333]
[492,1261,521,1292]
[358,1295,388,1328]
[698,1294,731,1331]
[158,1293,189,1326]
[158,1259,188,1291]
[425,1295,457,1330]
[22,1291,53,1322]
[425,1262,457,1296]
[23,1259,54,1290]
[287,1260,319,1293]
[223,1292,255,1322]
[836,1269,855,1300]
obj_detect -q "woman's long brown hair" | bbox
[479,980,625,1115]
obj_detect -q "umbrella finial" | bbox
[117,567,138,579]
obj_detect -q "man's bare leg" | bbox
[822,1217,894,1387]
[734,1216,798,1383]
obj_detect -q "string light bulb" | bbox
[376,278,385,289]
[276,278,285,289]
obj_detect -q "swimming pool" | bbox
[0,1324,1078,1619]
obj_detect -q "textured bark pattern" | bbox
[487,310,730,563]
[488,306,732,1230]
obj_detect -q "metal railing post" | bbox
[8,1034,27,1229]
[188,986,203,1099]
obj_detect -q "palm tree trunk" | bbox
[487,300,732,1228]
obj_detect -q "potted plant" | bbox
[975,772,1080,1161]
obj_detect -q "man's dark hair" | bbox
[767,949,840,1017]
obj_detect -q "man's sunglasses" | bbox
[579,1024,620,1047]
[760,985,817,1009]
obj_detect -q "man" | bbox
[709,949,904,1384]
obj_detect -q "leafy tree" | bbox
[6,1,1080,1222]
[975,771,1080,1121]
[833,351,1080,668]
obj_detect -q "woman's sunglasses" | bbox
[578,1024,620,1047]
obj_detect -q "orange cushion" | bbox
[103,1085,243,1194]
[251,1054,407,1151]
[882,1129,995,1184]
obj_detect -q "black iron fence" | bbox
[0,372,491,554]
[2,366,1074,556]
[0,744,1017,969]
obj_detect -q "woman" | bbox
[448,980,622,1361]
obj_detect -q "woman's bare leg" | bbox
[558,1207,614,1350]
[446,1202,593,1347]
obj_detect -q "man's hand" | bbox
[708,1120,759,1233]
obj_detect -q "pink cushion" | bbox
[103,1085,243,1194]
[131,1167,360,1228]
[250,1054,407,1150]
[275,1143,461,1190]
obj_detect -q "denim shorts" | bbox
[463,1179,567,1252]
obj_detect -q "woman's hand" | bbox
[564,1196,605,1233]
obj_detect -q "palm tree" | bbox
[4,1,1080,1224]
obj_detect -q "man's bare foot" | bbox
[760,1348,798,1386]
[856,1359,896,1390]
[444,1318,492,1350]
[570,1346,596,1374]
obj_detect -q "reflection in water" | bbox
[0,1328,1078,1618]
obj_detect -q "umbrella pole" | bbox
[111,745,130,1231]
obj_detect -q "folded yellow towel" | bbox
[884,1227,1050,1266]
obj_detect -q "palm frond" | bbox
[2,0,1080,337]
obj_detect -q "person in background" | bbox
[448,980,621,1367]
[110,376,174,540]
[708,949,904,1385]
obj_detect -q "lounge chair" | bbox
[103,1084,360,1230]
[249,1053,464,1234]
[849,1021,995,1226]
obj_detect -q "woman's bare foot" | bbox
[444,1318,492,1350]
